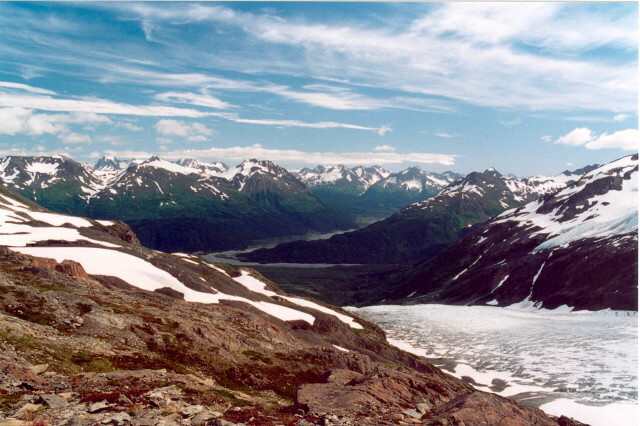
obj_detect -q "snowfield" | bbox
[233,270,363,329]
[0,195,119,248]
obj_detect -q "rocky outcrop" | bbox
[99,221,140,245]
[55,260,89,279]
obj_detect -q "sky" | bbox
[0,1,637,175]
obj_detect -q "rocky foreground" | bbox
[0,189,584,425]
[0,250,583,426]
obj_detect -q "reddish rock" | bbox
[55,260,88,279]
[30,257,58,270]
[154,287,185,300]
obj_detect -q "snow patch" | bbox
[11,247,315,325]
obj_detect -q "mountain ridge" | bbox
[241,165,579,264]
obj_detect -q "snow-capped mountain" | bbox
[387,155,638,310]
[408,167,523,213]
[175,157,228,176]
[94,155,129,172]
[297,165,462,222]
[374,167,460,193]
[0,155,101,213]
[0,155,353,252]
[296,164,390,193]
[504,164,599,203]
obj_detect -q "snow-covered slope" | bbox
[497,156,636,250]
[409,168,523,212]
[0,185,363,327]
[504,164,598,203]
[389,155,638,311]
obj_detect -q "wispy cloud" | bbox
[0,82,389,135]
[108,2,636,112]
[374,144,395,152]
[434,132,457,139]
[154,91,232,109]
[213,113,391,135]
[100,144,455,166]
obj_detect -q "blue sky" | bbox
[0,1,637,175]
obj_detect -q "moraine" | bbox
[350,303,638,426]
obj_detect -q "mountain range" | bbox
[241,165,592,264]
[0,155,462,252]
[246,155,637,312]
[296,165,462,222]
[0,183,582,425]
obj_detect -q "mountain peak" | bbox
[94,156,125,171]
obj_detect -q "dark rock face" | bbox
[97,221,140,245]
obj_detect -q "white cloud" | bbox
[0,81,56,95]
[374,144,395,152]
[411,3,637,51]
[613,114,629,122]
[61,132,91,145]
[111,2,638,113]
[212,113,391,135]
[116,68,452,113]
[155,119,213,142]
[0,107,65,136]
[553,127,637,151]
[154,91,232,109]
[0,107,96,146]
[554,128,594,146]
[435,132,457,139]
[116,121,143,132]
[540,135,553,143]
[585,129,638,151]
[102,144,455,166]
[0,90,211,118]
